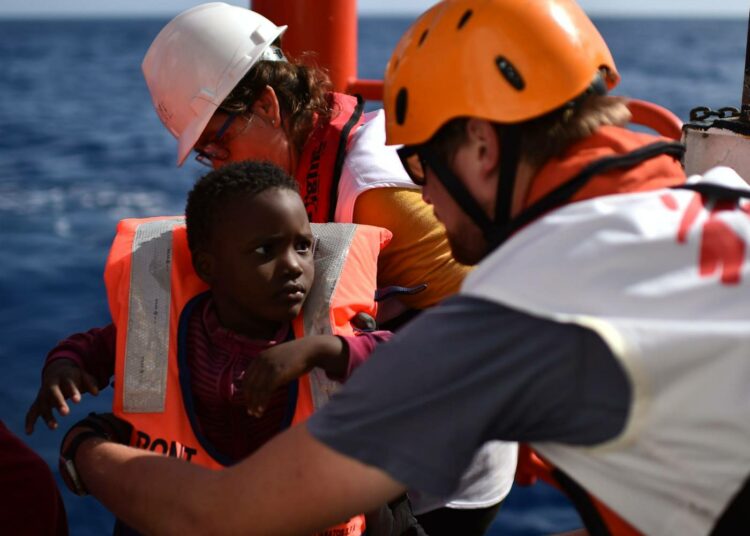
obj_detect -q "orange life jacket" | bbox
[515,446,642,536]
[295,92,365,223]
[105,217,391,536]
[524,125,685,209]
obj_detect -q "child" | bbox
[27,161,392,535]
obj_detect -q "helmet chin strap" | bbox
[440,74,610,249]
[415,74,620,254]
[425,134,686,259]
[421,125,521,253]
[421,147,496,239]
[488,124,522,246]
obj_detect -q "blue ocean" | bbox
[0,14,746,535]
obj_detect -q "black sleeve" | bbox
[307,295,631,497]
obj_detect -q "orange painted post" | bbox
[347,78,384,101]
[251,0,358,94]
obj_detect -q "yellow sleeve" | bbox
[352,187,471,309]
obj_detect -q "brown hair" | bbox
[520,94,631,167]
[429,94,631,170]
[220,53,334,154]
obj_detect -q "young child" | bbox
[27,161,392,535]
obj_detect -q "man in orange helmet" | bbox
[58,1,750,534]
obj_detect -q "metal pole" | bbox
[741,9,750,121]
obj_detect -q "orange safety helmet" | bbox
[383,0,619,147]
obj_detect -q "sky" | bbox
[0,0,746,18]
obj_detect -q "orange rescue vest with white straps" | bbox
[105,217,391,536]
[295,92,364,223]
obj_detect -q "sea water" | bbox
[0,15,746,535]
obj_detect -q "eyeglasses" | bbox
[397,145,430,186]
[194,113,254,168]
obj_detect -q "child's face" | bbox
[202,188,315,339]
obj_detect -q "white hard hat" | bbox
[142,2,287,166]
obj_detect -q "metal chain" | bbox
[689,106,741,121]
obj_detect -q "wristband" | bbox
[59,430,102,496]
[58,412,132,497]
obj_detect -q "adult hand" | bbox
[25,359,100,434]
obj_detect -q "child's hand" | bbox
[242,336,346,417]
[25,359,100,435]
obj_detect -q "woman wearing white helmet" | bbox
[142,3,511,535]
[142,2,467,317]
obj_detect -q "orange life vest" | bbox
[105,217,391,536]
[295,92,365,223]
[523,125,685,209]
[515,446,642,536]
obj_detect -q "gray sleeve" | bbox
[307,295,631,497]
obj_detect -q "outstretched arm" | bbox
[74,424,405,536]
[242,331,391,417]
[26,324,115,434]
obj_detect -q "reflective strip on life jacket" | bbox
[122,218,180,412]
[294,222,394,416]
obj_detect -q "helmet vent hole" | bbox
[418,29,429,46]
[495,56,525,90]
[395,88,408,126]
[457,10,473,29]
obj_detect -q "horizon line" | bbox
[0,10,746,19]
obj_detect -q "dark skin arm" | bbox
[242,335,349,417]
[27,324,115,434]
[26,359,100,434]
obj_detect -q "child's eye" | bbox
[295,238,313,254]
[254,244,272,256]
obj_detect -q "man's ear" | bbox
[192,250,215,284]
[252,85,282,128]
[465,118,500,175]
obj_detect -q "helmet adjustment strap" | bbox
[260,45,287,62]
[563,72,608,113]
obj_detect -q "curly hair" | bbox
[185,160,299,253]
[219,52,334,155]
